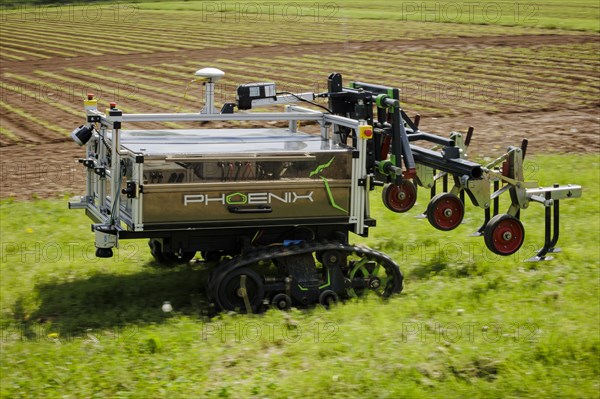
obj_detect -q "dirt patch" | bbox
[422,107,600,157]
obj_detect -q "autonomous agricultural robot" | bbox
[69,68,581,312]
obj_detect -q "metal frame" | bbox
[69,72,582,261]
[69,104,368,250]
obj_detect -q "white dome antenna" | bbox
[195,68,224,114]
[195,67,225,83]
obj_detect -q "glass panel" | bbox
[142,153,351,184]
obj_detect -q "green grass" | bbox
[0,154,598,398]
[137,0,600,32]
[15,0,573,32]
[1,0,598,31]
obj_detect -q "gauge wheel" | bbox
[484,214,525,256]
[426,193,464,231]
[382,181,417,213]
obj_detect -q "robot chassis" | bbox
[69,68,581,313]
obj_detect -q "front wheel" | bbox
[345,253,403,298]
[215,267,265,313]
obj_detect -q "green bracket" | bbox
[375,94,390,108]
[377,160,393,176]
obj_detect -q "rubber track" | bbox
[208,240,404,308]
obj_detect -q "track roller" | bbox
[484,214,525,256]
[319,290,339,308]
[272,293,292,310]
[382,181,417,213]
[426,193,464,231]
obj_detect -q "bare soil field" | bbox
[1,20,598,199]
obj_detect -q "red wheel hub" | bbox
[384,181,417,213]
[491,219,524,255]
[429,194,464,230]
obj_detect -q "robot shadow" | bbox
[28,263,214,336]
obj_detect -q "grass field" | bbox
[0,155,598,398]
[2,0,598,31]
[137,0,600,31]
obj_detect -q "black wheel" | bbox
[345,255,403,298]
[484,214,525,256]
[426,193,464,231]
[149,239,169,264]
[215,267,265,313]
[148,239,195,265]
[319,290,339,308]
[382,181,417,213]
[272,293,292,310]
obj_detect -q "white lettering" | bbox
[267,192,287,203]
[293,192,314,202]
[185,191,314,206]
[206,194,226,204]
[248,192,268,204]
[184,194,205,206]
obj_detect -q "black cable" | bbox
[276,91,332,113]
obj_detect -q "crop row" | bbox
[1,37,597,147]
[202,50,595,112]
[0,6,575,63]
[306,51,598,99]
[0,100,65,137]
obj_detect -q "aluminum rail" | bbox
[117,112,324,123]
[323,114,361,130]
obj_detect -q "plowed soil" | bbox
[1,34,598,200]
